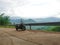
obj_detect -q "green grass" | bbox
[0,25,15,28]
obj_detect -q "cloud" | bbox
[0,0,60,18]
[0,0,28,14]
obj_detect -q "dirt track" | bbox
[0,28,60,45]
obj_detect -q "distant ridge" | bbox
[9,17,60,24]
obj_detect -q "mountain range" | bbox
[9,17,60,24]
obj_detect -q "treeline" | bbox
[36,26,60,32]
[0,13,10,25]
[48,26,60,32]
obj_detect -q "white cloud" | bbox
[0,0,60,18]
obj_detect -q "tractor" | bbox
[15,19,26,31]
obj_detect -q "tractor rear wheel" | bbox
[21,26,26,31]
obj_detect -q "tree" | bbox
[0,13,10,25]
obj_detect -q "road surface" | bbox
[0,28,60,45]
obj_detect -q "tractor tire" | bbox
[16,28,18,31]
[22,26,26,31]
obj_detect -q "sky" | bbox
[0,0,60,18]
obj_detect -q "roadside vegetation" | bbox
[0,25,15,28]
[0,13,15,28]
[47,26,60,32]
[0,13,10,25]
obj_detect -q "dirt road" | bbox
[0,28,60,45]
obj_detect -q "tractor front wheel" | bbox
[16,28,18,31]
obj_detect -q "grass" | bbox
[0,25,15,28]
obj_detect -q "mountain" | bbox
[9,17,60,24]
[34,17,60,23]
[9,17,21,24]
[9,17,36,24]
[23,19,36,23]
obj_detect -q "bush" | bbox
[47,26,60,32]
[51,26,60,32]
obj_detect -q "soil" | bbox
[0,28,60,45]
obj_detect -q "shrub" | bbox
[51,26,60,32]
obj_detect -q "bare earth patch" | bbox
[0,28,60,45]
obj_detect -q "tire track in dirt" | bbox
[3,31,41,45]
[3,30,42,45]
[0,29,40,45]
[1,28,60,45]
[7,35,14,45]
[0,31,14,45]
